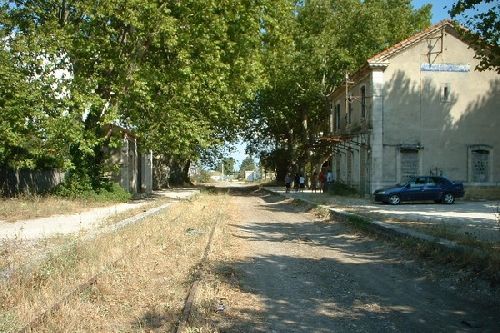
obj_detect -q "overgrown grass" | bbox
[54,181,131,202]
[0,195,110,222]
[327,182,359,196]
[0,182,132,222]
[464,187,500,200]
[0,193,229,332]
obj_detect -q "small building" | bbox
[327,20,499,196]
[104,125,153,195]
[245,170,259,182]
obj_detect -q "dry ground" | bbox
[0,196,115,222]
[189,190,499,332]
[1,189,499,332]
[0,193,225,332]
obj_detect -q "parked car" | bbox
[373,176,465,205]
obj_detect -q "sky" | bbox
[230,0,494,168]
[413,0,453,23]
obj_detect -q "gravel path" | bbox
[226,191,499,332]
[0,189,199,240]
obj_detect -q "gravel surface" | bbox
[0,189,199,240]
[223,191,499,332]
[267,187,500,243]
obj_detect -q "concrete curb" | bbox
[262,187,472,253]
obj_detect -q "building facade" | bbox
[328,21,499,196]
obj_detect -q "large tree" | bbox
[1,0,268,188]
[449,0,500,72]
[245,0,431,180]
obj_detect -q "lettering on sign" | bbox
[420,63,470,72]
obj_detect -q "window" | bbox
[335,103,341,130]
[441,83,451,102]
[471,148,490,182]
[361,85,366,118]
[468,145,492,183]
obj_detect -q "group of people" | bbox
[284,170,334,193]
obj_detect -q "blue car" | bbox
[373,176,465,205]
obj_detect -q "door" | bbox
[421,177,441,201]
[403,176,427,201]
[400,150,419,184]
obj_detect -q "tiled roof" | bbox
[368,20,455,64]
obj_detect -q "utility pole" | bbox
[345,72,349,125]
[221,160,224,181]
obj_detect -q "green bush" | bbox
[192,170,213,183]
[54,173,131,202]
[327,182,358,196]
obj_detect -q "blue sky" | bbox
[413,0,497,24]
[413,0,453,23]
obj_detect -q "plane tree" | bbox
[1,0,267,190]
[244,0,431,181]
[449,0,499,72]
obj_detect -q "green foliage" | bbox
[192,169,213,184]
[54,176,131,202]
[244,0,431,175]
[217,157,236,176]
[328,182,358,197]
[449,0,500,72]
[1,0,270,188]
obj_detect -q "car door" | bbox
[403,177,426,201]
[422,177,440,201]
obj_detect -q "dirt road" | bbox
[212,191,499,332]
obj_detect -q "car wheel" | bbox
[442,193,455,204]
[388,194,401,205]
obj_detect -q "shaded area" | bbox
[208,192,499,332]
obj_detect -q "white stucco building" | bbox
[327,20,499,196]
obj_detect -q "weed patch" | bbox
[0,193,229,332]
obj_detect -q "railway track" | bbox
[4,193,222,333]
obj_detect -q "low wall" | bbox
[464,185,500,201]
[0,168,65,196]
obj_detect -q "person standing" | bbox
[311,171,318,193]
[299,174,305,192]
[318,170,326,193]
[294,173,300,192]
[327,170,334,192]
[285,173,292,193]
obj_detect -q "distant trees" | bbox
[450,0,500,72]
[217,158,236,176]
[238,157,256,179]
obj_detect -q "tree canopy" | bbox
[449,0,500,72]
[243,0,431,180]
[1,0,268,188]
[1,0,433,190]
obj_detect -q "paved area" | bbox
[265,187,500,244]
[0,188,199,241]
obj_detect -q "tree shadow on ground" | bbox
[210,232,499,332]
